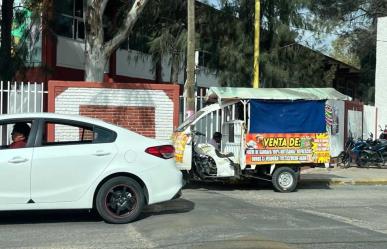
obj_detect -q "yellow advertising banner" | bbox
[172,132,189,163]
[246,133,330,164]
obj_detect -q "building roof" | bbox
[206,87,352,102]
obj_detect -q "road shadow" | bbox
[0,199,195,225]
[298,181,332,190]
[185,179,273,191]
[138,198,195,220]
[0,209,102,225]
[185,177,335,191]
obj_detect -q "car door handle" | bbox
[9,157,28,164]
[93,150,111,156]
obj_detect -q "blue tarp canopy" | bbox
[249,100,326,133]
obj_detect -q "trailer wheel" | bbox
[272,167,298,193]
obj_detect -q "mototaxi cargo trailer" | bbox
[173,87,351,192]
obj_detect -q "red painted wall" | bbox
[80,105,156,138]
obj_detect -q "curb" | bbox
[300,178,387,186]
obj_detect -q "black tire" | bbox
[357,152,370,168]
[96,176,145,224]
[272,167,298,193]
[337,152,350,168]
[337,152,344,167]
[342,153,351,168]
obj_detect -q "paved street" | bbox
[1,183,387,249]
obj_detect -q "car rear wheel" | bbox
[272,167,298,193]
[96,176,145,224]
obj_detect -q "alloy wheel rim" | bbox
[278,172,294,189]
[104,184,137,218]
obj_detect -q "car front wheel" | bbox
[96,176,145,224]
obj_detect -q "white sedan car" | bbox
[0,113,183,224]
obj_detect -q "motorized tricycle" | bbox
[173,87,351,192]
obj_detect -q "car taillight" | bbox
[145,145,175,159]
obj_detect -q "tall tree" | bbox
[200,0,335,88]
[84,0,149,82]
[330,37,360,68]
[310,0,387,103]
[133,0,187,83]
[0,0,15,81]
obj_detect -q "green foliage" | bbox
[199,0,334,87]
[330,37,360,68]
[0,0,47,80]
[130,0,188,82]
[310,0,387,103]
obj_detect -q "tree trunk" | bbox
[84,1,105,82]
[0,0,15,81]
[84,50,108,82]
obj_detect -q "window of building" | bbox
[54,0,84,40]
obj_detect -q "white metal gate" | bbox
[1,81,47,115]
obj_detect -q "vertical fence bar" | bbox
[248,102,251,132]
[20,82,24,113]
[27,82,31,113]
[221,108,224,134]
[40,82,44,112]
[195,92,199,112]
[216,109,219,131]
[232,104,235,120]
[205,111,208,140]
[0,81,3,115]
[34,82,37,112]
[183,96,186,121]
[210,111,214,138]
[7,81,10,114]
[243,101,247,124]
[13,81,17,113]
[197,97,202,139]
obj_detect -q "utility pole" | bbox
[253,0,260,88]
[184,0,196,118]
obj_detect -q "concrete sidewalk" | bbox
[300,166,387,186]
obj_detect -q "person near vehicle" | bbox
[380,128,387,140]
[9,122,30,149]
[208,132,222,150]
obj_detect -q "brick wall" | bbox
[48,81,179,140]
[80,105,156,138]
[376,17,387,136]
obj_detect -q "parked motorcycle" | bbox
[357,139,387,168]
[337,137,355,168]
[338,135,371,168]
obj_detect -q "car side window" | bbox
[43,121,94,146]
[0,121,32,149]
[93,126,116,143]
[42,121,116,146]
